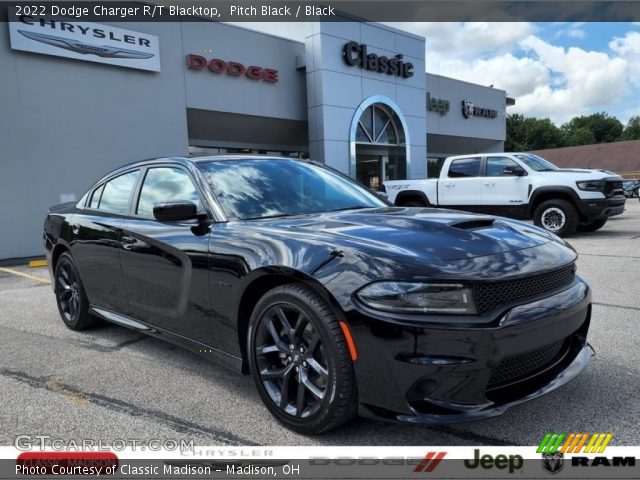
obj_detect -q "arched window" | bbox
[350,99,409,190]
[355,104,406,146]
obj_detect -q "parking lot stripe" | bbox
[0,267,51,285]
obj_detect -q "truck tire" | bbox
[533,199,578,237]
[577,218,608,232]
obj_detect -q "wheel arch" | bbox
[528,187,580,217]
[236,268,346,374]
[394,190,430,206]
[51,242,71,274]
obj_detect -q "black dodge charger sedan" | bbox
[44,156,594,434]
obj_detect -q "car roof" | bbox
[111,155,306,174]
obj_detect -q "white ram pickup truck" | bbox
[384,152,625,236]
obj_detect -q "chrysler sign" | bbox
[9,16,160,72]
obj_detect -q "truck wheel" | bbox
[533,199,578,237]
[577,218,608,232]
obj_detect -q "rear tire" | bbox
[577,218,608,232]
[533,199,578,237]
[54,252,98,330]
[247,283,357,434]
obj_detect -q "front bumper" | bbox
[577,196,625,220]
[348,276,593,423]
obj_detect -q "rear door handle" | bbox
[71,224,80,235]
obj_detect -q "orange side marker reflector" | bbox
[339,321,358,361]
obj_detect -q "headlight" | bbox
[356,282,477,315]
[576,180,605,192]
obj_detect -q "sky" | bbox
[227,22,640,126]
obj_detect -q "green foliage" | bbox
[561,112,623,144]
[506,114,564,151]
[506,111,633,150]
[622,116,640,141]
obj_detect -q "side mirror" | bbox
[503,166,526,176]
[153,201,199,222]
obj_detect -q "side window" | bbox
[136,167,201,218]
[89,184,104,209]
[486,157,521,176]
[448,157,481,178]
[98,170,140,214]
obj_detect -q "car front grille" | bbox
[473,263,576,315]
[605,180,624,197]
[487,339,567,388]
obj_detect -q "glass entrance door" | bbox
[356,154,386,191]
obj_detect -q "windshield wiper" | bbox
[327,205,373,212]
[243,212,303,220]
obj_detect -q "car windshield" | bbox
[197,159,387,220]
[514,154,558,172]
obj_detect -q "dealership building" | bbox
[0,18,510,260]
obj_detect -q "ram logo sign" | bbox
[537,432,613,454]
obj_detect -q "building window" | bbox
[352,102,407,191]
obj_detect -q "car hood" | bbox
[258,207,556,262]
[537,168,622,180]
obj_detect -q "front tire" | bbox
[533,199,578,237]
[54,252,98,330]
[247,284,357,434]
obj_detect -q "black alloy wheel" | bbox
[248,284,357,434]
[54,253,98,330]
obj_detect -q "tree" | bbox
[621,116,640,141]
[562,112,623,144]
[506,114,564,151]
[562,126,595,146]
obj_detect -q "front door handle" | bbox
[122,237,136,250]
[71,224,80,235]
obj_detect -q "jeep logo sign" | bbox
[427,92,450,116]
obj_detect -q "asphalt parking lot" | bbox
[1,203,639,448]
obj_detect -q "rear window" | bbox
[98,170,140,214]
[448,157,481,178]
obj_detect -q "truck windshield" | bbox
[197,158,387,220]
[514,154,558,172]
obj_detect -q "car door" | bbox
[438,157,483,208]
[482,156,530,214]
[70,169,140,314]
[119,165,213,344]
